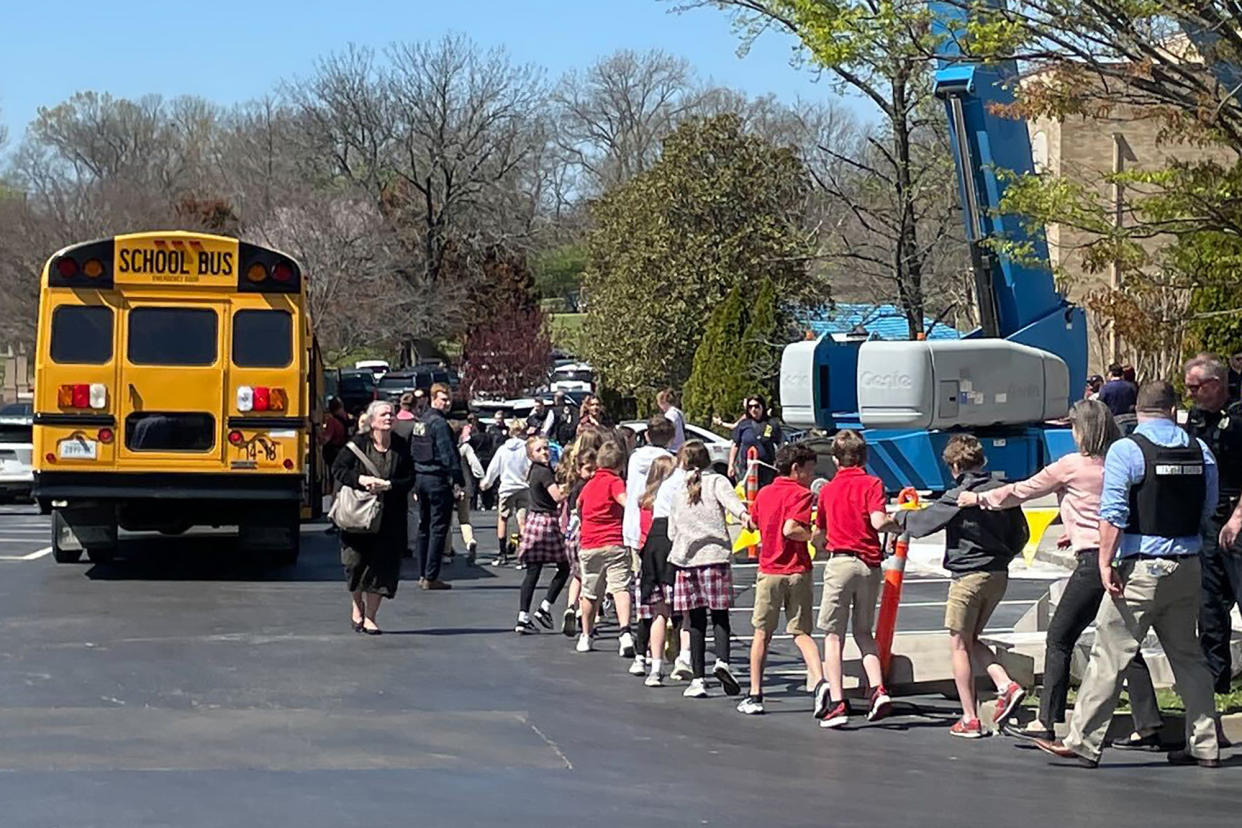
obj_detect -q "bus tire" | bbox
[38,499,53,516]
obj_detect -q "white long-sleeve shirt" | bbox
[481,438,531,498]
[623,445,672,548]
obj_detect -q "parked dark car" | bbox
[336,369,377,418]
[376,366,453,404]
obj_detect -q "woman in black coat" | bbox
[331,400,414,635]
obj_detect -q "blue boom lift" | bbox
[780,0,1088,492]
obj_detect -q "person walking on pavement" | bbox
[442,421,482,565]
[668,442,752,700]
[480,410,509,511]
[894,435,1029,739]
[1034,381,1221,769]
[1184,354,1242,698]
[410,383,463,590]
[513,436,572,634]
[481,421,532,566]
[728,395,782,489]
[1097,363,1137,417]
[656,387,686,452]
[958,400,1163,743]
[738,443,832,720]
[392,393,419,557]
[332,400,414,635]
[552,391,579,447]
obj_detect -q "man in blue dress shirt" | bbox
[1035,381,1220,768]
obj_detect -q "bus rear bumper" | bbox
[34,471,303,502]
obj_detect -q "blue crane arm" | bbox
[930,0,1087,397]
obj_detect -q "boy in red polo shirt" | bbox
[739,442,832,719]
[813,430,899,727]
[575,441,634,657]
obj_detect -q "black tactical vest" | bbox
[1125,434,1206,537]
[1185,403,1242,502]
[409,410,435,464]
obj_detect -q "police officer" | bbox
[1035,381,1220,768]
[1184,354,1242,704]
[410,382,464,590]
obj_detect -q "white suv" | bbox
[0,403,33,502]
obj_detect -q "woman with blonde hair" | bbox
[958,398,1161,742]
[332,400,414,635]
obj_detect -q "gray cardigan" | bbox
[668,472,749,568]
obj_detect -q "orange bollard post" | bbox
[876,487,919,680]
[745,446,759,559]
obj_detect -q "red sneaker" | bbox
[993,682,1026,725]
[950,718,983,739]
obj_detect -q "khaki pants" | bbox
[1065,556,1218,761]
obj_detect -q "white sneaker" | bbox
[670,658,693,682]
[575,634,593,653]
[628,655,647,676]
[683,678,708,698]
[618,631,636,658]
[645,671,663,688]
[713,659,741,696]
[736,695,765,715]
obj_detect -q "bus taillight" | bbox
[57,383,107,409]
[237,386,287,412]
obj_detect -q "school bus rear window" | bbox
[232,310,292,368]
[50,305,113,364]
[128,308,217,366]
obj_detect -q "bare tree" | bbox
[553,49,704,193]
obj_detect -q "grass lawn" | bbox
[550,313,585,351]
[1022,680,1242,715]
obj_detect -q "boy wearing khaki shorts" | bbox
[894,434,1030,738]
[574,442,635,657]
[813,430,900,728]
[739,443,832,720]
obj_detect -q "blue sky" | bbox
[0,0,851,149]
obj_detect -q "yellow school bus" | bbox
[32,231,324,564]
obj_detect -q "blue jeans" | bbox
[415,475,454,581]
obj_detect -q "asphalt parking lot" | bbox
[0,504,1238,828]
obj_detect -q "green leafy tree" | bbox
[684,0,949,337]
[533,242,588,310]
[684,285,751,425]
[740,277,784,405]
[580,113,815,403]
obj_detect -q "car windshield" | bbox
[554,370,592,383]
[379,375,414,390]
[338,375,372,391]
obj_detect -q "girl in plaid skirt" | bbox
[629,455,678,686]
[668,441,755,698]
[514,437,571,634]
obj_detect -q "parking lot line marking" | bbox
[0,546,51,561]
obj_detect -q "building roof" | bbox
[798,303,962,341]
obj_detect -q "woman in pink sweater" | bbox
[958,399,1161,742]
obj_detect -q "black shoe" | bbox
[533,607,554,629]
[466,541,478,566]
[1109,731,1161,751]
[1003,722,1055,742]
[514,618,538,635]
[1167,750,1219,768]
[561,608,577,637]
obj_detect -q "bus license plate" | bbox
[58,438,97,460]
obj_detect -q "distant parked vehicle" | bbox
[354,359,390,382]
[336,369,377,418]
[0,407,34,502]
[376,366,453,404]
[550,362,593,394]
